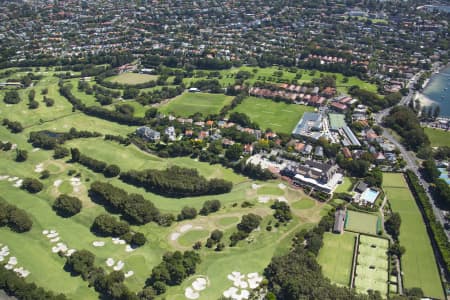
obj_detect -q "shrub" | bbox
[21,178,43,193]
[15,149,28,162]
[104,164,121,177]
[53,194,82,217]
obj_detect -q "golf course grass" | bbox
[230,97,314,134]
[292,198,315,209]
[382,173,444,299]
[317,232,356,286]
[106,72,158,85]
[424,127,450,147]
[0,67,338,299]
[159,92,233,117]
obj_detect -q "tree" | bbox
[40,170,50,179]
[237,213,262,233]
[8,208,32,233]
[225,143,243,161]
[145,108,158,119]
[21,178,43,193]
[199,200,221,215]
[70,148,80,162]
[104,164,121,177]
[53,194,82,217]
[54,146,69,159]
[385,212,401,240]
[388,242,405,258]
[91,214,130,237]
[210,229,223,242]
[177,206,197,221]
[65,249,95,279]
[15,149,28,162]
[131,232,147,247]
[433,105,441,120]
[3,90,21,104]
[271,201,292,223]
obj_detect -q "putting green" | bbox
[178,230,210,247]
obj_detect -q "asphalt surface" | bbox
[374,71,450,239]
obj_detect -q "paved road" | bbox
[374,71,450,239]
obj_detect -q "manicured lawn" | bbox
[345,210,380,236]
[178,230,209,247]
[424,127,450,147]
[382,173,444,299]
[159,92,233,117]
[106,73,158,85]
[317,232,356,286]
[354,235,389,296]
[230,97,314,134]
[335,177,354,193]
[217,216,239,227]
[292,198,315,209]
[257,185,284,196]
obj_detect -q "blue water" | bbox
[361,188,379,204]
[422,66,450,117]
[438,168,450,184]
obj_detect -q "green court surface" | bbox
[354,235,389,296]
[344,210,379,235]
[107,73,158,85]
[382,173,444,299]
[159,92,233,117]
[317,232,356,286]
[230,97,314,134]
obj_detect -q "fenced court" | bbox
[354,235,389,296]
[344,210,380,235]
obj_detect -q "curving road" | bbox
[374,71,450,239]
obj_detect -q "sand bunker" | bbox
[32,148,40,152]
[13,179,23,187]
[47,232,58,238]
[53,179,63,187]
[277,196,287,203]
[7,257,17,265]
[251,183,261,190]
[125,245,135,252]
[170,232,181,241]
[106,258,115,267]
[278,183,286,189]
[66,249,76,256]
[8,177,18,182]
[50,237,60,243]
[179,224,193,233]
[258,196,270,203]
[192,278,207,291]
[113,260,124,271]
[112,237,126,245]
[185,287,199,299]
[0,175,9,180]
[124,271,134,278]
[224,271,263,299]
[92,241,105,247]
[34,163,44,173]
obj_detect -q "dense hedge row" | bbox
[120,166,232,197]
[0,268,67,300]
[89,181,160,225]
[0,197,33,233]
[29,128,101,150]
[405,170,450,275]
[71,148,120,178]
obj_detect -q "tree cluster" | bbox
[2,118,23,133]
[21,178,43,193]
[52,194,82,217]
[71,149,121,177]
[89,181,161,226]
[199,199,221,215]
[120,166,232,198]
[0,197,33,233]
[3,90,21,104]
[0,268,66,300]
[384,106,429,151]
[271,201,293,223]
[29,128,102,150]
[230,213,262,246]
[147,251,201,294]
[177,206,197,221]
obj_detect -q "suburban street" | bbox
[374,71,450,240]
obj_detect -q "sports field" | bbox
[354,235,388,296]
[230,97,314,134]
[345,210,380,235]
[317,232,356,286]
[106,72,158,85]
[159,92,233,117]
[424,127,450,147]
[382,173,444,299]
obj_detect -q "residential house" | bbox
[136,126,160,142]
